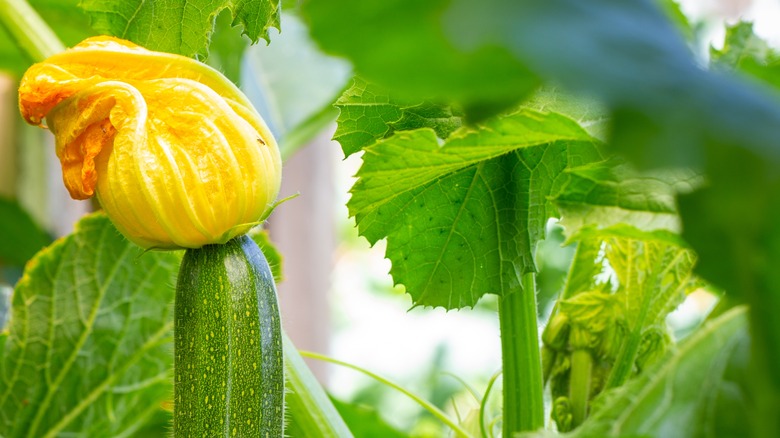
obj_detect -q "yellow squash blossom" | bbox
[18,36,281,249]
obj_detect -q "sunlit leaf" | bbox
[573,307,749,437]
[711,21,780,91]
[544,225,700,431]
[79,0,280,58]
[349,109,601,308]
[334,77,462,157]
[554,160,701,237]
[523,88,609,141]
[529,307,749,438]
[0,213,178,437]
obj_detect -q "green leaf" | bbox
[0,0,94,76]
[334,77,463,157]
[570,306,749,437]
[554,160,701,237]
[349,109,601,308]
[306,0,780,169]
[205,9,252,85]
[0,213,179,437]
[243,13,351,158]
[302,0,540,118]
[710,21,780,92]
[543,225,699,431]
[78,0,281,58]
[0,198,51,267]
[447,0,780,169]
[330,397,407,438]
[523,88,610,141]
[678,145,780,435]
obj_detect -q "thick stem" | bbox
[498,273,544,436]
[0,0,64,63]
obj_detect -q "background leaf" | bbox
[348,110,601,308]
[302,0,540,119]
[0,213,178,437]
[0,0,94,76]
[554,160,701,237]
[0,198,51,268]
[78,0,281,58]
[523,88,609,141]
[205,9,252,85]
[710,21,780,91]
[543,225,700,431]
[242,12,351,158]
[330,396,407,438]
[569,307,749,438]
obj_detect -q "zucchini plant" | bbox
[0,0,778,437]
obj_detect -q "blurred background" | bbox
[0,0,776,434]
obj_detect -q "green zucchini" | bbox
[174,235,284,437]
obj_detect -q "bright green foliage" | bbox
[554,160,701,237]
[334,77,462,157]
[348,109,602,308]
[0,213,179,437]
[528,307,749,437]
[0,0,93,76]
[78,0,280,59]
[543,226,699,430]
[711,22,780,90]
[0,198,50,268]
[303,0,540,119]
[524,88,609,140]
[568,307,749,437]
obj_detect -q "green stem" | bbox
[0,0,64,63]
[283,333,354,438]
[300,350,474,438]
[498,273,544,436]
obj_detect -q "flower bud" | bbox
[18,37,281,249]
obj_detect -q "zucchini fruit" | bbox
[174,235,284,437]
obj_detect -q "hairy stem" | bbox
[498,273,544,436]
[0,0,64,63]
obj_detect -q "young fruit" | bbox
[174,235,284,436]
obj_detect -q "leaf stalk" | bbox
[498,273,544,436]
[0,0,64,63]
